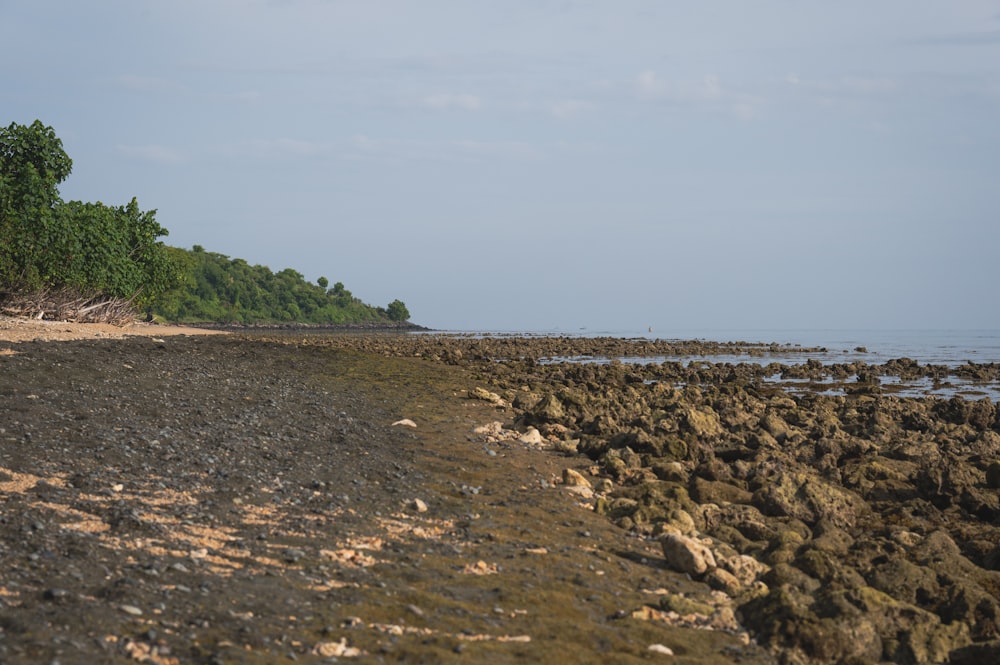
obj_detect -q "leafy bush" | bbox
[0,120,177,313]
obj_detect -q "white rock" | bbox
[518,428,544,445]
[392,418,417,428]
[563,485,594,499]
[562,468,592,488]
[410,498,428,513]
[648,643,674,655]
[660,533,716,576]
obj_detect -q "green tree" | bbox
[386,299,410,322]
[0,120,73,287]
[0,120,178,310]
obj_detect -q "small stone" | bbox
[391,419,417,428]
[43,588,70,602]
[648,643,675,655]
[562,468,592,488]
[518,428,544,445]
[410,498,428,513]
[120,604,143,616]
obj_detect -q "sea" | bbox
[425,329,1000,400]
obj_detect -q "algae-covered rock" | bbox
[682,407,723,438]
[753,469,868,529]
[690,476,753,505]
[530,392,565,422]
[986,460,1000,489]
[867,557,941,608]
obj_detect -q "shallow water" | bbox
[435,329,1000,367]
[426,328,1000,401]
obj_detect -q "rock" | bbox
[719,553,769,588]
[562,468,592,488]
[470,387,509,407]
[531,393,566,422]
[682,408,723,438]
[391,418,417,428]
[518,428,544,446]
[660,533,716,576]
[690,477,753,505]
[409,498,428,513]
[659,508,697,537]
[986,461,1000,489]
[706,567,741,595]
[647,643,674,655]
[948,639,1000,665]
[314,638,363,658]
[753,469,868,529]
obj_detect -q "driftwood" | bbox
[0,288,137,326]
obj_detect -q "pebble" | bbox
[648,643,675,655]
[120,604,143,616]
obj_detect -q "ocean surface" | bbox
[427,329,1000,400]
[434,329,1000,367]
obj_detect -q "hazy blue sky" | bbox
[4,1,999,331]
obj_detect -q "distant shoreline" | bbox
[181,320,430,333]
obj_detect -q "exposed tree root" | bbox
[0,288,137,326]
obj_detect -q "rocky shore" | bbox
[1,331,998,664]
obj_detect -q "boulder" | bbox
[660,533,717,576]
[753,469,868,529]
[690,476,753,505]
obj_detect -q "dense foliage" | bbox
[151,246,411,325]
[0,120,176,309]
[1,120,412,326]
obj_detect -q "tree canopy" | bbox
[151,246,411,325]
[0,120,176,313]
[1,120,413,326]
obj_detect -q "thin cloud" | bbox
[117,74,188,95]
[240,138,329,158]
[349,134,543,164]
[635,70,761,118]
[636,70,665,99]
[910,29,1000,46]
[116,144,185,164]
[549,99,591,118]
[421,93,482,111]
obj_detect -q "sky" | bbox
[3,1,999,332]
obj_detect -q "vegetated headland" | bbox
[1,330,998,664]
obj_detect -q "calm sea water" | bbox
[428,329,1000,400]
[437,329,1000,367]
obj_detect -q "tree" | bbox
[386,299,410,322]
[0,120,178,318]
[317,276,329,289]
[0,120,73,287]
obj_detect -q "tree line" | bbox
[0,120,410,326]
[153,245,410,324]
